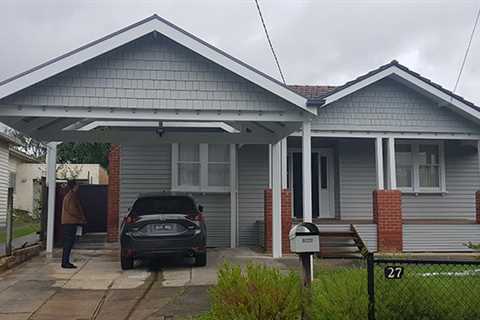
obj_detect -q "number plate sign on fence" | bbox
[384,266,404,280]
[367,254,480,320]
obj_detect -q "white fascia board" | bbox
[322,65,480,121]
[322,68,395,106]
[391,67,480,121]
[162,121,240,133]
[76,120,240,133]
[0,17,310,114]
[0,19,159,100]
[77,121,159,131]
[290,130,480,140]
[0,105,307,122]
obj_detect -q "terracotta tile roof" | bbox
[287,85,336,99]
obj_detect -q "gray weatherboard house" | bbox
[0,15,479,257]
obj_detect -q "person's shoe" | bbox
[61,263,77,269]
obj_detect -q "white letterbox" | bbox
[289,223,320,254]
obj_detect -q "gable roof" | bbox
[306,60,480,121]
[0,14,312,114]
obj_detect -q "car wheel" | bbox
[194,252,207,267]
[120,249,134,270]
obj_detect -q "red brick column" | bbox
[476,191,480,224]
[373,190,403,252]
[264,189,292,254]
[107,145,120,242]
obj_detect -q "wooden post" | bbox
[300,252,313,320]
[39,177,48,246]
[5,187,14,256]
[300,253,313,287]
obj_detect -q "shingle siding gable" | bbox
[4,34,294,113]
[312,78,480,134]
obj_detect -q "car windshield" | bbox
[131,196,197,215]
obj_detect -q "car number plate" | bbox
[153,223,173,231]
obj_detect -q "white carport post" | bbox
[271,140,283,258]
[302,121,312,223]
[46,142,58,254]
[302,121,313,277]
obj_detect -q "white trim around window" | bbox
[172,143,231,193]
[395,140,446,193]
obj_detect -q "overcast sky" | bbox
[1,0,479,104]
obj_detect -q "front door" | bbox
[289,149,335,219]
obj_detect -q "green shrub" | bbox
[200,263,302,320]
[309,266,368,320]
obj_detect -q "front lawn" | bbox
[0,223,39,243]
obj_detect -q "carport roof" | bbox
[0,14,311,114]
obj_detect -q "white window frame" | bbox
[172,143,231,193]
[395,140,446,193]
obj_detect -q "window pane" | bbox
[419,165,439,188]
[208,144,229,162]
[179,144,199,161]
[418,145,439,165]
[397,166,413,188]
[208,164,229,186]
[395,144,413,188]
[178,163,200,186]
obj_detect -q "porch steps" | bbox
[317,226,368,259]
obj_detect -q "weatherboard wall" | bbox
[0,142,8,227]
[119,144,230,247]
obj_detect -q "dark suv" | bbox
[120,194,207,270]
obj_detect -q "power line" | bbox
[254,0,287,84]
[453,5,480,93]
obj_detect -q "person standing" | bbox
[61,180,86,268]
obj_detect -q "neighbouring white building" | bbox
[9,154,109,213]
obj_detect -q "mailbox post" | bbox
[289,223,320,287]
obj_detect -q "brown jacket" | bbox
[61,190,86,225]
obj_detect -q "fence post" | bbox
[39,177,48,246]
[5,187,14,256]
[367,252,375,320]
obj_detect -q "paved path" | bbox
[0,247,296,319]
[0,233,39,256]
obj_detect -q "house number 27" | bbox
[384,266,404,279]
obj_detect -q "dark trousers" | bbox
[62,224,77,265]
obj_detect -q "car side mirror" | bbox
[198,205,204,213]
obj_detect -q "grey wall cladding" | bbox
[238,145,269,246]
[4,34,295,114]
[402,142,480,220]
[119,144,230,247]
[313,78,480,134]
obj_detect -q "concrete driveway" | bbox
[0,248,296,320]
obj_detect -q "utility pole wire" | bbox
[453,5,480,93]
[254,0,287,84]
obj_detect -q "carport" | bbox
[0,15,317,258]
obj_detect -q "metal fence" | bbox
[367,253,480,320]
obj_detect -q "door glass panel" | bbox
[320,156,328,189]
[312,153,319,218]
